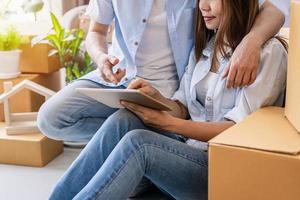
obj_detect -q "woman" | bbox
[49,0,287,199]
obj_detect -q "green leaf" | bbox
[50,12,62,37]
[71,62,81,78]
[0,26,23,51]
[46,34,61,51]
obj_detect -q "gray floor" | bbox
[0,147,169,200]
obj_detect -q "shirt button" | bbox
[134,42,139,46]
[207,97,212,101]
[142,19,147,23]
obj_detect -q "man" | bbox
[37,0,289,142]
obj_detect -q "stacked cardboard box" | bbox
[0,35,64,167]
[208,1,300,200]
[0,123,63,167]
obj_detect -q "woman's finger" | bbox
[127,78,145,89]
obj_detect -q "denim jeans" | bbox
[37,79,125,142]
[48,109,208,200]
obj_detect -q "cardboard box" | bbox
[209,107,300,200]
[285,0,300,132]
[0,123,63,167]
[0,73,61,121]
[20,42,61,74]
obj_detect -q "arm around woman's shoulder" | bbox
[224,38,288,123]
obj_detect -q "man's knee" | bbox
[37,100,64,140]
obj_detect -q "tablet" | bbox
[76,88,172,111]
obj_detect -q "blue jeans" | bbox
[48,109,208,200]
[37,79,125,142]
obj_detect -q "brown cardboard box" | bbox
[20,42,61,74]
[0,74,60,121]
[0,123,63,167]
[209,107,300,200]
[285,0,300,132]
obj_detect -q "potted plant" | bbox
[33,13,94,83]
[0,27,26,79]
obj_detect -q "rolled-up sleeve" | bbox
[86,0,115,25]
[224,39,287,123]
[260,0,290,26]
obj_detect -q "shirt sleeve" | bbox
[269,0,290,26]
[224,39,287,123]
[259,0,290,26]
[85,0,115,25]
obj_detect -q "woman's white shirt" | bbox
[174,38,287,149]
[172,37,287,125]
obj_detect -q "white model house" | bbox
[0,80,56,135]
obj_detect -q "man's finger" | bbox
[108,56,119,65]
[233,69,244,88]
[248,69,257,86]
[242,71,252,87]
[226,66,238,89]
[102,64,118,84]
[115,69,126,82]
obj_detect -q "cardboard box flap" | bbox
[209,107,300,155]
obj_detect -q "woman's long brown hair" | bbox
[194,0,288,67]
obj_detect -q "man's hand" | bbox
[223,35,261,88]
[98,54,126,85]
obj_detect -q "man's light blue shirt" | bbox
[84,0,197,87]
[83,0,289,87]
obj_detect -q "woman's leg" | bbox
[37,79,125,142]
[74,130,208,200]
[48,109,184,199]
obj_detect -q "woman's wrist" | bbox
[164,116,186,133]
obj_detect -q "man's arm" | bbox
[224,1,285,88]
[85,21,125,84]
[86,21,110,64]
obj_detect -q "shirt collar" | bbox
[202,36,215,57]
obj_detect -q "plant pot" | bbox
[0,50,21,79]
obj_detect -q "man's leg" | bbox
[37,79,125,142]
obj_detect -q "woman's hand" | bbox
[120,101,175,130]
[223,34,261,88]
[127,78,165,102]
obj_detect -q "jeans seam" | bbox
[92,143,206,200]
[145,143,207,168]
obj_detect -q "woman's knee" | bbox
[121,129,157,149]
